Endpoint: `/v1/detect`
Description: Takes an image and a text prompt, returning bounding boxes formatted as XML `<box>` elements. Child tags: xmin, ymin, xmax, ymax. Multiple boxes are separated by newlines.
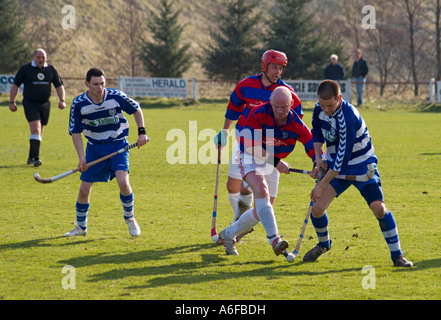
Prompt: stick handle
<box><xmin>211</xmin><ymin>144</ymin><xmax>221</xmax><ymax>240</ymax></box>
<box><xmin>84</xmin><ymin>142</ymin><xmax>138</xmax><ymax>168</ymax></box>
<box><xmin>34</xmin><ymin>142</ymin><xmax>142</xmax><ymax>183</ymax></box>
<box><xmin>289</xmin><ymin>168</ymin><xmax>310</xmax><ymax>174</ymax></box>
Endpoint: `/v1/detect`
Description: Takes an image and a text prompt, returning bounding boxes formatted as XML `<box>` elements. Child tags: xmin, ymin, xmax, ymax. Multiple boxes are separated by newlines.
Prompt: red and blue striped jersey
<box><xmin>240</xmin><ymin>102</ymin><xmax>315</xmax><ymax>163</ymax></box>
<box><xmin>226</xmin><ymin>73</ymin><xmax>303</xmax><ymax>138</ymax></box>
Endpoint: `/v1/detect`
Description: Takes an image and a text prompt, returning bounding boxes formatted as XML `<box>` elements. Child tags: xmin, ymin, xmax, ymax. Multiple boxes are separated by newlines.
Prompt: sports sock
<box><xmin>228</xmin><ymin>192</ymin><xmax>240</xmax><ymax>222</ymax></box>
<box><xmin>378</xmin><ymin>211</ymin><xmax>402</xmax><ymax>260</ymax></box>
<box><xmin>76</xmin><ymin>202</ymin><xmax>89</xmax><ymax>231</ymax></box>
<box><xmin>239</xmin><ymin>192</ymin><xmax>253</xmax><ymax>207</ymax></box>
<box><xmin>121</xmin><ymin>193</ymin><xmax>134</xmax><ymax>220</ymax></box>
<box><xmin>310</xmin><ymin>212</ymin><xmax>331</xmax><ymax>249</ymax></box>
<box><xmin>225</xmin><ymin>208</ymin><xmax>259</xmax><ymax>239</ymax></box>
<box><xmin>29</xmin><ymin>134</ymin><xmax>41</xmax><ymax>160</ymax></box>
<box><xmin>254</xmin><ymin>197</ymin><xmax>279</xmax><ymax>245</ymax></box>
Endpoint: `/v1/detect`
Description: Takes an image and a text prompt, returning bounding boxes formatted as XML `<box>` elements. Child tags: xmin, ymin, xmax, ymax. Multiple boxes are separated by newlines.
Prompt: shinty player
<box><xmin>214</xmin><ymin>50</ymin><xmax>303</xmax><ymax>241</ymax></box>
<box><xmin>304</xmin><ymin>79</ymin><xmax>413</xmax><ymax>267</ymax></box>
<box><xmin>218</xmin><ymin>86</ymin><xmax>317</xmax><ymax>258</ymax></box>
<box><xmin>64</xmin><ymin>68</ymin><xmax>149</xmax><ymax>237</ymax></box>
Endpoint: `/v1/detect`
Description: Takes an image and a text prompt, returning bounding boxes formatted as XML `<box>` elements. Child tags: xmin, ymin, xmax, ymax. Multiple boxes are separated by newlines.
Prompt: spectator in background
<box><xmin>352</xmin><ymin>49</ymin><xmax>369</xmax><ymax>106</ymax></box>
<box><xmin>9</xmin><ymin>48</ymin><xmax>66</xmax><ymax>166</ymax></box>
<box><xmin>324</xmin><ymin>54</ymin><xmax>345</xmax><ymax>81</ymax></box>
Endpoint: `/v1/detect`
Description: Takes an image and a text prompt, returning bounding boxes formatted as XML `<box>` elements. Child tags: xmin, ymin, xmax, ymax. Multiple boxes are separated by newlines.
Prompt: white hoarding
<box><xmin>119</xmin><ymin>77</ymin><xmax>189</xmax><ymax>98</ymax></box>
<box><xmin>284</xmin><ymin>79</ymin><xmax>352</xmax><ymax>102</ymax></box>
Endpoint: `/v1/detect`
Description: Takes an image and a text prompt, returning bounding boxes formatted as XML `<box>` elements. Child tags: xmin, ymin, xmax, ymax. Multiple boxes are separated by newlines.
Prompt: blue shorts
<box><xmin>330</xmin><ymin>164</ymin><xmax>384</xmax><ymax>206</ymax></box>
<box><xmin>80</xmin><ymin>140</ymin><xmax>130</xmax><ymax>183</ymax></box>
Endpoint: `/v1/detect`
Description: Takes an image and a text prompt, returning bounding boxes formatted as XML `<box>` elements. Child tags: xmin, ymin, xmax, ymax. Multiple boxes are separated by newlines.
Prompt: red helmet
<box><xmin>261</xmin><ymin>49</ymin><xmax>288</xmax><ymax>74</ymax></box>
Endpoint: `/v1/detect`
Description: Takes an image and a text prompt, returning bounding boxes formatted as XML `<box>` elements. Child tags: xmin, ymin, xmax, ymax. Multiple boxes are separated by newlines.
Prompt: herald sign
<box><xmin>118</xmin><ymin>77</ymin><xmax>189</xmax><ymax>98</ymax></box>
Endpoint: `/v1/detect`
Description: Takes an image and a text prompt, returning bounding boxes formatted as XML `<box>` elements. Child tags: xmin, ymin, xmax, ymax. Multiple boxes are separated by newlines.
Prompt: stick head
<box><xmin>33</xmin><ymin>173</ymin><xmax>52</xmax><ymax>183</ymax></box>
<box><xmin>367</xmin><ymin>163</ymin><xmax>375</xmax><ymax>180</ymax></box>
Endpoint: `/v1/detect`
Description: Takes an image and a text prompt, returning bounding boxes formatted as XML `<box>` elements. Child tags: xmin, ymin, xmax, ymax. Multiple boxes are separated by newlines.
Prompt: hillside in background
<box><xmin>18</xmin><ymin>0</ymin><xmax>277</xmax><ymax>79</ymax></box>
<box><xmin>11</xmin><ymin>0</ymin><xmax>441</xmax><ymax>102</ymax></box>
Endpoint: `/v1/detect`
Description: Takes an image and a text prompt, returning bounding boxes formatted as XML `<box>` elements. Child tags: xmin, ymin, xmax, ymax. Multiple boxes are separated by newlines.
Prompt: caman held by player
<box><xmin>214</xmin><ymin>49</ymin><xmax>303</xmax><ymax>238</ymax></box>
<box><xmin>304</xmin><ymin>79</ymin><xmax>413</xmax><ymax>267</ymax></box>
<box><xmin>64</xmin><ymin>68</ymin><xmax>149</xmax><ymax>237</ymax></box>
<box><xmin>219</xmin><ymin>86</ymin><xmax>317</xmax><ymax>258</ymax></box>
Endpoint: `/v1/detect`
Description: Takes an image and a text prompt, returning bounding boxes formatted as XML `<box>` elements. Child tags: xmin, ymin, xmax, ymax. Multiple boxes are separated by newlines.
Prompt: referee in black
<box><xmin>9</xmin><ymin>48</ymin><xmax>66</xmax><ymax>166</ymax></box>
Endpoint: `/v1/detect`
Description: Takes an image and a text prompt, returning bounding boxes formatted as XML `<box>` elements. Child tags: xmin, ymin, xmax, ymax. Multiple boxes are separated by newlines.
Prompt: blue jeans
<box><xmin>354</xmin><ymin>77</ymin><xmax>365</xmax><ymax>106</ymax></box>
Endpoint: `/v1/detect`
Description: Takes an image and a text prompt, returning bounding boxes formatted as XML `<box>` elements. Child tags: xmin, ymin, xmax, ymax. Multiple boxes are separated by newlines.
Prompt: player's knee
<box><xmin>118</xmin><ymin>182</ymin><xmax>132</xmax><ymax>196</ymax></box>
<box><xmin>78</xmin><ymin>185</ymin><xmax>91</xmax><ymax>200</ymax></box>
<box><xmin>370</xmin><ymin>200</ymin><xmax>386</xmax><ymax>219</ymax></box>
<box><xmin>226</xmin><ymin>178</ymin><xmax>241</xmax><ymax>193</ymax></box>
<box><xmin>311</xmin><ymin>203</ymin><xmax>326</xmax><ymax>218</ymax></box>
<box><xmin>251</xmin><ymin>185</ymin><xmax>269</xmax><ymax>199</ymax></box>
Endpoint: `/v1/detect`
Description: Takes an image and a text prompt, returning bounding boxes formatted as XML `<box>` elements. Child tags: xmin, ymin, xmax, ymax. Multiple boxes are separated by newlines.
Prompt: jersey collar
<box><xmin>31</xmin><ymin>60</ymin><xmax>48</xmax><ymax>68</ymax></box>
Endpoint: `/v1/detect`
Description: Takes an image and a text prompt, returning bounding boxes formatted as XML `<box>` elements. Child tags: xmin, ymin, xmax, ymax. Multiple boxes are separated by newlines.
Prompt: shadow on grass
<box><xmin>392</xmin><ymin>258</ymin><xmax>441</xmax><ymax>272</ymax></box>
<box><xmin>55</xmin><ymin>242</ymin><xmax>361</xmax><ymax>288</ymax></box>
<box><xmin>418</xmin><ymin>103</ymin><xmax>441</xmax><ymax>113</ymax></box>
<box><xmin>0</xmin><ymin>236</ymin><xmax>94</xmax><ymax>251</ymax></box>
<box><xmin>57</xmin><ymin>243</ymin><xmax>216</xmax><ymax>268</ymax></box>
<box><xmin>115</xmin><ymin>259</ymin><xmax>361</xmax><ymax>290</ymax></box>
<box><xmin>0</xmin><ymin>164</ymin><xmax>29</xmax><ymax>169</ymax></box>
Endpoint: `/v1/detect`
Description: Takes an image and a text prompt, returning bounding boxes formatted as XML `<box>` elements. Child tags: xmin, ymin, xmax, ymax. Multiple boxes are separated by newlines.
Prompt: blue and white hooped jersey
<box><xmin>311</xmin><ymin>99</ymin><xmax>377</xmax><ymax>175</ymax></box>
<box><xmin>69</xmin><ymin>88</ymin><xmax>140</xmax><ymax>145</ymax></box>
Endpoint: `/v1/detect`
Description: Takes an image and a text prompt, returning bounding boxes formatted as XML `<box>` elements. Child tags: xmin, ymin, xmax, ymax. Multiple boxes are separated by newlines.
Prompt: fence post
<box><xmin>430</xmin><ymin>78</ymin><xmax>435</xmax><ymax>104</ymax></box>
<box><xmin>192</xmin><ymin>77</ymin><xmax>198</xmax><ymax>101</ymax></box>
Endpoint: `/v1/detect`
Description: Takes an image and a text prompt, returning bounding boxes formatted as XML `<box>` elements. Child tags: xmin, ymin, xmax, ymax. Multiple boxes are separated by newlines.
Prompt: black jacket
<box><xmin>352</xmin><ymin>58</ymin><xmax>369</xmax><ymax>78</ymax></box>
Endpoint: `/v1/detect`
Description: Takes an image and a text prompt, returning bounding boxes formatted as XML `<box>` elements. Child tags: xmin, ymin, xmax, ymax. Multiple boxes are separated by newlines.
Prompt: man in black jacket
<box><xmin>352</xmin><ymin>49</ymin><xmax>369</xmax><ymax>106</ymax></box>
<box><xmin>324</xmin><ymin>54</ymin><xmax>345</xmax><ymax>81</ymax></box>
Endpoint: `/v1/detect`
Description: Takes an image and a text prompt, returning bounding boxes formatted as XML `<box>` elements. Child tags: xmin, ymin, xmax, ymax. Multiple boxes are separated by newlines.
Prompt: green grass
<box><xmin>0</xmin><ymin>96</ymin><xmax>440</xmax><ymax>301</ymax></box>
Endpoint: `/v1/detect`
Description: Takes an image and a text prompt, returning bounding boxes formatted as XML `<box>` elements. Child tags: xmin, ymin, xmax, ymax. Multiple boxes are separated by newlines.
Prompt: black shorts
<box><xmin>22</xmin><ymin>98</ymin><xmax>51</xmax><ymax>125</ymax></box>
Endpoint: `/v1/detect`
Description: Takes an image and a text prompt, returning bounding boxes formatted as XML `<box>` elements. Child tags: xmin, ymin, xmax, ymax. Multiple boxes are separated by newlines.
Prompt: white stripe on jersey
<box><xmin>348</xmin><ymin>148</ymin><xmax>375</xmax><ymax>165</ymax></box>
<box><xmin>83</xmin><ymin>121</ymin><xmax>129</xmax><ymax>141</ymax></box>
<box><xmin>80</xmin><ymin>99</ymin><xmax>118</xmax><ymax>116</ymax></box>
<box><xmin>352</xmin><ymin>135</ymin><xmax>371</xmax><ymax>152</ymax></box>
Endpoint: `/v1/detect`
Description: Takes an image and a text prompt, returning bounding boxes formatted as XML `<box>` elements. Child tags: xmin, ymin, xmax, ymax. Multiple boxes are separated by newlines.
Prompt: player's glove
<box><xmin>213</xmin><ymin>129</ymin><xmax>228</xmax><ymax>147</ymax></box>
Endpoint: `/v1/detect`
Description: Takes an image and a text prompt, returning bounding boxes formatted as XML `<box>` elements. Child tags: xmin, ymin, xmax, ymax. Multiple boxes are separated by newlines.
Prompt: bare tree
<box><xmin>106</xmin><ymin>0</ymin><xmax>146</xmax><ymax>77</ymax></box>
<box><xmin>428</xmin><ymin>0</ymin><xmax>441</xmax><ymax>80</ymax></box>
<box><xmin>398</xmin><ymin>0</ymin><xmax>424</xmax><ymax>96</ymax></box>
<box><xmin>341</xmin><ymin>0</ymin><xmax>364</xmax><ymax>49</ymax></box>
<box><xmin>364</xmin><ymin>1</ymin><xmax>405</xmax><ymax>96</ymax></box>
<box><xmin>366</xmin><ymin>26</ymin><xmax>402</xmax><ymax>96</ymax></box>
<box><xmin>119</xmin><ymin>1</ymin><xmax>146</xmax><ymax>76</ymax></box>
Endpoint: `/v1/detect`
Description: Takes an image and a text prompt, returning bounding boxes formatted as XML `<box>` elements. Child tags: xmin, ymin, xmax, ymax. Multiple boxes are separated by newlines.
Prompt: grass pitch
<box><xmin>0</xmin><ymin>97</ymin><xmax>440</xmax><ymax>303</ymax></box>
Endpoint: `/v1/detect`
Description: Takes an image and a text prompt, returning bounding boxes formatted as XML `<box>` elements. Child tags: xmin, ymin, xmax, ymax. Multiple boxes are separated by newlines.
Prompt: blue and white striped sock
<box><xmin>120</xmin><ymin>193</ymin><xmax>134</xmax><ymax>220</ymax></box>
<box><xmin>311</xmin><ymin>212</ymin><xmax>331</xmax><ymax>249</ymax></box>
<box><xmin>378</xmin><ymin>211</ymin><xmax>402</xmax><ymax>261</ymax></box>
<box><xmin>76</xmin><ymin>202</ymin><xmax>89</xmax><ymax>231</ymax></box>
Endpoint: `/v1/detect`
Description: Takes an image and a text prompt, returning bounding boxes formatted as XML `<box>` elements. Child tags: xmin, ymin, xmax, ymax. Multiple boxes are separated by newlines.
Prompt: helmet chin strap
<box><xmin>263</xmin><ymin>72</ymin><xmax>277</xmax><ymax>85</ymax></box>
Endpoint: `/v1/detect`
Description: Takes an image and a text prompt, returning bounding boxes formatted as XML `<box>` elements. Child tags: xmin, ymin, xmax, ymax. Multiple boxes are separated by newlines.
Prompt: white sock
<box><xmin>229</xmin><ymin>192</ymin><xmax>240</xmax><ymax>222</ymax></box>
<box><xmin>225</xmin><ymin>208</ymin><xmax>259</xmax><ymax>239</ymax></box>
<box><xmin>239</xmin><ymin>193</ymin><xmax>253</xmax><ymax>206</ymax></box>
<box><xmin>254</xmin><ymin>197</ymin><xmax>278</xmax><ymax>245</ymax></box>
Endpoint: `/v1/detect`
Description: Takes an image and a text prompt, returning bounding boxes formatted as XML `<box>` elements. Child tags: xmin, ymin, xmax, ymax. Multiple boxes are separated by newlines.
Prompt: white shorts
<box><xmin>227</xmin><ymin>142</ymin><xmax>242</xmax><ymax>180</ymax></box>
<box><xmin>239</xmin><ymin>151</ymin><xmax>280</xmax><ymax>198</ymax></box>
